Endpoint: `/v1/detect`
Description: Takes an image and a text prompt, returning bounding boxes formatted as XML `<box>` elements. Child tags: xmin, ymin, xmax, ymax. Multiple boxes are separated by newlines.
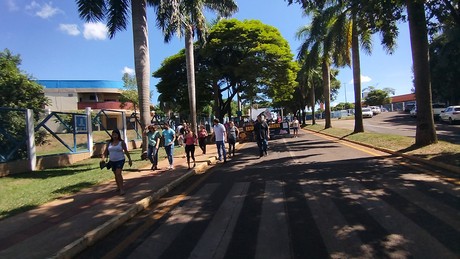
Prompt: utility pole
<box><xmin>344</xmin><ymin>83</ymin><xmax>347</xmax><ymax>104</ymax></box>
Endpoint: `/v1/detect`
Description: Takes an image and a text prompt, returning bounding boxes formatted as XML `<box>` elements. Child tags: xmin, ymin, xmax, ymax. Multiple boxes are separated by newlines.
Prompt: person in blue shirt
<box><xmin>144</xmin><ymin>124</ymin><xmax>161</xmax><ymax>170</ymax></box>
<box><xmin>162</xmin><ymin>122</ymin><xmax>176</xmax><ymax>170</ymax></box>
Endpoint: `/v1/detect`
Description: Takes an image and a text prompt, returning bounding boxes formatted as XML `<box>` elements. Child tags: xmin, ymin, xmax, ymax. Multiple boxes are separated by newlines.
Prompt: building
<box><xmin>37</xmin><ymin>80</ymin><xmax>135</xmax><ymax>111</ymax></box>
<box><xmin>387</xmin><ymin>93</ymin><xmax>416</xmax><ymax>112</ymax></box>
<box><xmin>37</xmin><ymin>80</ymin><xmax>137</xmax><ymax>130</ymax></box>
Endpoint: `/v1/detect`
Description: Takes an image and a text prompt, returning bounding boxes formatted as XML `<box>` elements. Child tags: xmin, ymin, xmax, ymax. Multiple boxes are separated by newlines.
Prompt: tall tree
<box><xmin>154</xmin><ymin>0</ymin><xmax>238</xmax><ymax>132</ymax></box>
<box><xmin>296</xmin><ymin>5</ymin><xmax>350</xmax><ymax>129</ymax></box>
<box><xmin>76</xmin><ymin>0</ymin><xmax>152</xmax><ymax>152</ymax></box>
<box><xmin>407</xmin><ymin>0</ymin><xmax>437</xmax><ymax>145</ymax></box>
<box><xmin>292</xmin><ymin>0</ymin><xmax>401</xmax><ymax>133</ymax></box>
<box><xmin>202</xmin><ymin>19</ymin><xmax>299</xmax><ymax>121</ymax></box>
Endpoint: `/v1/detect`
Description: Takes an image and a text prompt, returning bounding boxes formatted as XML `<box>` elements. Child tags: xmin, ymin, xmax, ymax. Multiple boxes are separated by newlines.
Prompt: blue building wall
<box><xmin>37</xmin><ymin>80</ymin><xmax>124</xmax><ymax>89</ymax></box>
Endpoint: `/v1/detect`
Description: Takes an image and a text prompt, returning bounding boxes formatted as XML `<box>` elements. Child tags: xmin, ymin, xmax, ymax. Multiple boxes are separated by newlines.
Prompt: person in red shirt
<box><xmin>198</xmin><ymin>125</ymin><xmax>208</xmax><ymax>154</ymax></box>
<box><xmin>184</xmin><ymin>127</ymin><xmax>198</xmax><ymax>169</ymax></box>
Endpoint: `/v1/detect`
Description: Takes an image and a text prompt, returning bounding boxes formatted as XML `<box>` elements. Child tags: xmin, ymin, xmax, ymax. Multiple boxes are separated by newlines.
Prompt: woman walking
<box><xmin>101</xmin><ymin>129</ymin><xmax>132</xmax><ymax>195</ymax></box>
<box><xmin>198</xmin><ymin>125</ymin><xmax>208</xmax><ymax>154</ymax></box>
<box><xmin>227</xmin><ymin>121</ymin><xmax>239</xmax><ymax>157</ymax></box>
<box><xmin>184</xmin><ymin>127</ymin><xmax>198</xmax><ymax>169</ymax></box>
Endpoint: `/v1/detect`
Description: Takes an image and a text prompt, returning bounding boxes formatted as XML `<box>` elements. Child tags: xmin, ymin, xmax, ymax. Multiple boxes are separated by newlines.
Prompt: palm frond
<box><xmin>76</xmin><ymin>0</ymin><xmax>106</xmax><ymax>22</ymax></box>
<box><xmin>107</xmin><ymin>0</ymin><xmax>130</xmax><ymax>38</ymax></box>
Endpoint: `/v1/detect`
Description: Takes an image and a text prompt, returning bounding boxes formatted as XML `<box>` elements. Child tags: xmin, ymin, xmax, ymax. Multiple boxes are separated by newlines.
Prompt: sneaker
<box><xmin>170</xmin><ymin>165</ymin><xmax>174</xmax><ymax>170</ymax></box>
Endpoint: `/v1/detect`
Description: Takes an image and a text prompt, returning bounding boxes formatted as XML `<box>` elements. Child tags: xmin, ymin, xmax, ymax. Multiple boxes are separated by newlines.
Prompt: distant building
<box><xmin>37</xmin><ymin>80</ymin><xmax>137</xmax><ymax>130</ymax></box>
<box><xmin>388</xmin><ymin>93</ymin><xmax>416</xmax><ymax>112</ymax></box>
<box><xmin>37</xmin><ymin>80</ymin><xmax>135</xmax><ymax>111</ymax></box>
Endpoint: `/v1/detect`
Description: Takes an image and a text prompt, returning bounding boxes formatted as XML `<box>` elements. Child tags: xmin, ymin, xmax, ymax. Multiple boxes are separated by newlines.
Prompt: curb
<box><xmin>304</xmin><ymin>128</ymin><xmax>460</xmax><ymax>175</ymax></box>
<box><xmin>52</xmin><ymin>159</ymin><xmax>214</xmax><ymax>259</ymax></box>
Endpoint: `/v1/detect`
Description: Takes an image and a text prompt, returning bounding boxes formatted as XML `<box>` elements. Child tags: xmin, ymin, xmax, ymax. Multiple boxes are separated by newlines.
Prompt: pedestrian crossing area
<box><xmin>101</xmin><ymin>176</ymin><xmax>459</xmax><ymax>259</ymax></box>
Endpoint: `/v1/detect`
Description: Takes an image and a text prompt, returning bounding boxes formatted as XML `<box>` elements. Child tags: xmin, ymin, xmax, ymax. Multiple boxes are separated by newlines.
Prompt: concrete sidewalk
<box><xmin>0</xmin><ymin>143</ymin><xmax>231</xmax><ymax>259</ymax></box>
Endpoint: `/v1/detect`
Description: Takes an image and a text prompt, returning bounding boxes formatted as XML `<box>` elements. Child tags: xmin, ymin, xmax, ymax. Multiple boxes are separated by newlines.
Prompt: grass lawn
<box><xmin>305</xmin><ymin>124</ymin><xmax>460</xmax><ymax>168</ymax></box>
<box><xmin>0</xmin><ymin>138</ymin><xmax>186</xmax><ymax>220</ymax></box>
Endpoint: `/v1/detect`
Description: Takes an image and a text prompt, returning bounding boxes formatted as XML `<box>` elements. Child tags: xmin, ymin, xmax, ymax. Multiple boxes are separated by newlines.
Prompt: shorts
<box><xmin>110</xmin><ymin>159</ymin><xmax>125</xmax><ymax>172</ymax></box>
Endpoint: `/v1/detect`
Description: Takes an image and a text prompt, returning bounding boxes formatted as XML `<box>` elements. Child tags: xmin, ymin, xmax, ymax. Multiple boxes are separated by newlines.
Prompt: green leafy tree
<box><xmin>120</xmin><ymin>72</ymin><xmax>139</xmax><ymax>111</ymax></box>
<box><xmin>202</xmin><ymin>19</ymin><xmax>299</xmax><ymax>121</ymax></box>
<box><xmin>364</xmin><ymin>89</ymin><xmax>391</xmax><ymax>106</ymax></box>
<box><xmin>153</xmin><ymin>50</ymin><xmax>214</xmax><ymax>119</ymax></box>
<box><xmin>0</xmin><ymin>49</ymin><xmax>50</xmax><ymax>116</ymax></box>
<box><xmin>76</xmin><ymin>0</ymin><xmax>153</xmax><ymax>152</ymax></box>
<box><xmin>0</xmin><ymin>49</ymin><xmax>50</xmax><ymax>159</ymax></box>
<box><xmin>430</xmin><ymin>24</ymin><xmax>460</xmax><ymax>105</ymax></box>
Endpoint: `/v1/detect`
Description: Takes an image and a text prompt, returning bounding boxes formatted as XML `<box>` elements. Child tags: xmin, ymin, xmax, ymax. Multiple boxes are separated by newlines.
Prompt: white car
<box><xmin>410</xmin><ymin>107</ymin><xmax>417</xmax><ymax>117</ymax></box>
<box><xmin>362</xmin><ymin>108</ymin><xmax>373</xmax><ymax>118</ymax></box>
<box><xmin>370</xmin><ymin>106</ymin><xmax>381</xmax><ymax>115</ymax></box>
<box><xmin>432</xmin><ymin>103</ymin><xmax>446</xmax><ymax>120</ymax></box>
<box><xmin>440</xmin><ymin>105</ymin><xmax>460</xmax><ymax>124</ymax></box>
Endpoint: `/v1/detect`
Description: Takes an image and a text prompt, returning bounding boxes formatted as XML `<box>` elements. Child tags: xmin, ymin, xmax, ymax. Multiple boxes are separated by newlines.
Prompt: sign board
<box><xmin>240</xmin><ymin>122</ymin><xmax>290</xmax><ymax>142</ymax></box>
<box><xmin>75</xmin><ymin>115</ymin><xmax>88</xmax><ymax>133</ymax></box>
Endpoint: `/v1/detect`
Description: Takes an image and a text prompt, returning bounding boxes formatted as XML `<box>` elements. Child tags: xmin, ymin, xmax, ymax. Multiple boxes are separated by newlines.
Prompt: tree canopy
<box><xmin>154</xmin><ymin>19</ymin><xmax>299</xmax><ymax>121</ymax></box>
<box><xmin>0</xmin><ymin>49</ymin><xmax>49</xmax><ymax>117</ymax></box>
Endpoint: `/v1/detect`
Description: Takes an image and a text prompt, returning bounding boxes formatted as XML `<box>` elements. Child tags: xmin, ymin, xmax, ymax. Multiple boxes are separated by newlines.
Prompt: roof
<box><xmin>36</xmin><ymin>80</ymin><xmax>124</xmax><ymax>89</ymax></box>
<box><xmin>390</xmin><ymin>93</ymin><xmax>416</xmax><ymax>103</ymax></box>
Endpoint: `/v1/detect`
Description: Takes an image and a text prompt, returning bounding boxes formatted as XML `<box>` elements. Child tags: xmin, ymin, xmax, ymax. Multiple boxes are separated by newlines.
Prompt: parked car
<box><xmin>370</xmin><ymin>106</ymin><xmax>381</xmax><ymax>115</ymax></box>
<box><xmin>432</xmin><ymin>103</ymin><xmax>446</xmax><ymax>120</ymax></box>
<box><xmin>362</xmin><ymin>107</ymin><xmax>373</xmax><ymax>118</ymax></box>
<box><xmin>410</xmin><ymin>107</ymin><xmax>417</xmax><ymax>117</ymax></box>
<box><xmin>440</xmin><ymin>105</ymin><xmax>460</xmax><ymax>124</ymax></box>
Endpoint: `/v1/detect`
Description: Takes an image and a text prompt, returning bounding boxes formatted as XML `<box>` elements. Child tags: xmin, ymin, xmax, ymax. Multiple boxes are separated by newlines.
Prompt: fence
<box><xmin>0</xmin><ymin>107</ymin><xmax>142</xmax><ymax>177</ymax></box>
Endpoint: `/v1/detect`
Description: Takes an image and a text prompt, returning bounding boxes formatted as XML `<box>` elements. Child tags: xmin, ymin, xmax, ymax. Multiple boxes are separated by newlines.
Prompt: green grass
<box><xmin>0</xmin><ymin>147</ymin><xmax>185</xmax><ymax>220</ymax></box>
<box><xmin>305</xmin><ymin>124</ymin><xmax>460</xmax><ymax>168</ymax></box>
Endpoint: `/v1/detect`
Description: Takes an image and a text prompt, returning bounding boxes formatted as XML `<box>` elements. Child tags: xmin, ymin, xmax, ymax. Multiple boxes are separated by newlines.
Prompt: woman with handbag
<box><xmin>101</xmin><ymin>129</ymin><xmax>132</xmax><ymax>195</ymax></box>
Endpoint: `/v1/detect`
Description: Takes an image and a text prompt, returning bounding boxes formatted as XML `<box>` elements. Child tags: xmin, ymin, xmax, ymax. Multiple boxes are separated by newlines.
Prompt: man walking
<box><xmin>212</xmin><ymin>118</ymin><xmax>227</xmax><ymax>162</ymax></box>
<box><xmin>254</xmin><ymin>114</ymin><xmax>270</xmax><ymax>157</ymax></box>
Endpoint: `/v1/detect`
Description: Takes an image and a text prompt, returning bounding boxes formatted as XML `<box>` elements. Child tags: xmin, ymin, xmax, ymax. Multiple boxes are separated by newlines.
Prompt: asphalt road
<box><xmin>77</xmin><ymin>131</ymin><xmax>460</xmax><ymax>258</ymax></box>
<box><xmin>320</xmin><ymin>111</ymin><xmax>460</xmax><ymax>144</ymax></box>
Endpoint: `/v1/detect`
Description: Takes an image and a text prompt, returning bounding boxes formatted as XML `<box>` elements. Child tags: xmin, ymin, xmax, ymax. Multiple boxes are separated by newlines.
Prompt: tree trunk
<box><xmin>322</xmin><ymin>59</ymin><xmax>331</xmax><ymax>129</ymax></box>
<box><xmin>351</xmin><ymin>17</ymin><xmax>364</xmax><ymax>133</ymax></box>
<box><xmin>131</xmin><ymin>0</ymin><xmax>150</xmax><ymax>152</ymax></box>
<box><xmin>311</xmin><ymin>82</ymin><xmax>316</xmax><ymax>125</ymax></box>
<box><xmin>212</xmin><ymin>80</ymin><xmax>221</xmax><ymax>120</ymax></box>
<box><xmin>185</xmin><ymin>26</ymin><xmax>197</xmax><ymax>133</ymax></box>
<box><xmin>406</xmin><ymin>0</ymin><xmax>437</xmax><ymax>146</ymax></box>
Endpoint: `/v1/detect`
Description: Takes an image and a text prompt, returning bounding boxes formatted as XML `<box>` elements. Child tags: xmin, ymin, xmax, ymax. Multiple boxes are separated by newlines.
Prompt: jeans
<box><xmin>215</xmin><ymin>140</ymin><xmax>227</xmax><ymax>161</ymax></box>
<box><xmin>257</xmin><ymin>139</ymin><xmax>268</xmax><ymax>156</ymax></box>
<box><xmin>228</xmin><ymin>138</ymin><xmax>236</xmax><ymax>155</ymax></box>
<box><xmin>164</xmin><ymin>144</ymin><xmax>174</xmax><ymax>165</ymax></box>
<box><xmin>147</xmin><ymin>145</ymin><xmax>158</xmax><ymax>166</ymax></box>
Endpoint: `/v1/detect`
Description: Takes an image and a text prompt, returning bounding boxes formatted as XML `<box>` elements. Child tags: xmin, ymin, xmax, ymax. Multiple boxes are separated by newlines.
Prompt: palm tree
<box><xmin>406</xmin><ymin>0</ymin><xmax>437</xmax><ymax>145</ymax></box>
<box><xmin>299</xmin><ymin>1</ymin><xmax>401</xmax><ymax>133</ymax></box>
<box><xmin>76</xmin><ymin>0</ymin><xmax>152</xmax><ymax>152</ymax></box>
<box><xmin>296</xmin><ymin>6</ymin><xmax>350</xmax><ymax>129</ymax></box>
<box><xmin>154</xmin><ymin>0</ymin><xmax>238</xmax><ymax>132</ymax></box>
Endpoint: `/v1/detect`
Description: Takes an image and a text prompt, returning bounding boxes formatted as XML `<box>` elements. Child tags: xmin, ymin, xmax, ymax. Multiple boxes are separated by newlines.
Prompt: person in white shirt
<box><xmin>292</xmin><ymin>117</ymin><xmax>300</xmax><ymax>138</ymax></box>
<box><xmin>212</xmin><ymin>118</ymin><xmax>227</xmax><ymax>162</ymax></box>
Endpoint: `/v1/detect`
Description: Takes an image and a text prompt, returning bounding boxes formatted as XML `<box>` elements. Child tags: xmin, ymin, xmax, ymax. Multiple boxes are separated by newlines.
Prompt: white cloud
<box><xmin>6</xmin><ymin>0</ymin><xmax>19</xmax><ymax>11</ymax></box>
<box><xmin>59</xmin><ymin>24</ymin><xmax>80</xmax><ymax>36</ymax></box>
<box><xmin>122</xmin><ymin>67</ymin><xmax>135</xmax><ymax>75</ymax></box>
<box><xmin>348</xmin><ymin>75</ymin><xmax>372</xmax><ymax>84</ymax></box>
<box><xmin>83</xmin><ymin>22</ymin><xmax>108</xmax><ymax>40</ymax></box>
<box><xmin>26</xmin><ymin>1</ymin><xmax>62</xmax><ymax>19</ymax></box>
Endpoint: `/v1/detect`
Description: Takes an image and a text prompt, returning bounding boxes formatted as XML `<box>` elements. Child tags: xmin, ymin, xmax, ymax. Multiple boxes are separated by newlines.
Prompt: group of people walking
<box><xmin>99</xmin><ymin>113</ymin><xmax>282</xmax><ymax>196</ymax></box>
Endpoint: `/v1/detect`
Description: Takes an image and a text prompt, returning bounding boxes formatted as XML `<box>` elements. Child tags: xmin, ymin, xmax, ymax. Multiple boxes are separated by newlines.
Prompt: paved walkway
<box><xmin>0</xmin><ymin>143</ymin><xmax>234</xmax><ymax>259</ymax></box>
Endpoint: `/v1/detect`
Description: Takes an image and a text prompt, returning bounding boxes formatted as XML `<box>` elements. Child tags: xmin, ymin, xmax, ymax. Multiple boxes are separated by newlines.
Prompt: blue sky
<box><xmin>1</xmin><ymin>0</ymin><xmax>414</xmax><ymax>106</ymax></box>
